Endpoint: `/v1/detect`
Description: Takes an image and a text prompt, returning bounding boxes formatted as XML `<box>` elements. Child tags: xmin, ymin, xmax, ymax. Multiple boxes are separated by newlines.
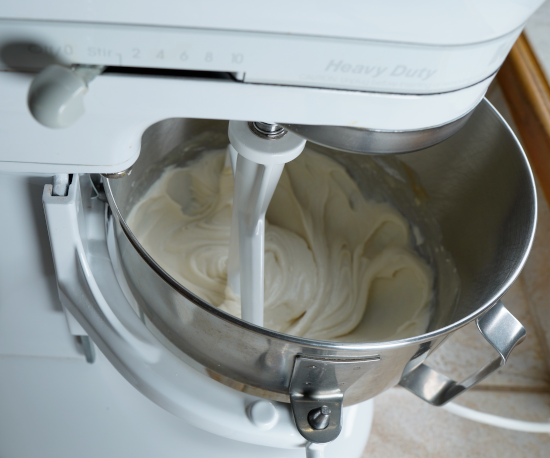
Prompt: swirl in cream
<box><xmin>127</xmin><ymin>148</ymin><xmax>432</xmax><ymax>342</ymax></box>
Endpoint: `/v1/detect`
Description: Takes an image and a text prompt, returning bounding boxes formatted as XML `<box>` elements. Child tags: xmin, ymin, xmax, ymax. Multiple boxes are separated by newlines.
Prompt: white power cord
<box><xmin>443</xmin><ymin>402</ymin><xmax>550</xmax><ymax>433</ymax></box>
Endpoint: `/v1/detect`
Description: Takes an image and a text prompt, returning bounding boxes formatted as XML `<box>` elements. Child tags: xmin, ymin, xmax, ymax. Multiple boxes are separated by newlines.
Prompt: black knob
<box><xmin>308</xmin><ymin>405</ymin><xmax>331</xmax><ymax>430</ymax></box>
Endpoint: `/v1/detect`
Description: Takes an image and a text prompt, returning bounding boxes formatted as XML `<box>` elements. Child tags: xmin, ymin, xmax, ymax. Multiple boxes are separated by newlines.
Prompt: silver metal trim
<box><xmin>248</xmin><ymin>121</ymin><xmax>287</xmax><ymax>140</ymax></box>
<box><xmin>280</xmin><ymin>109</ymin><xmax>474</xmax><ymax>154</ymax></box>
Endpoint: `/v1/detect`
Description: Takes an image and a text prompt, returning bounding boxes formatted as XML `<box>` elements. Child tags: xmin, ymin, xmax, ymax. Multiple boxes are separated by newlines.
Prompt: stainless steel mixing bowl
<box><xmin>104</xmin><ymin>99</ymin><xmax>536</xmax><ymax>443</ymax></box>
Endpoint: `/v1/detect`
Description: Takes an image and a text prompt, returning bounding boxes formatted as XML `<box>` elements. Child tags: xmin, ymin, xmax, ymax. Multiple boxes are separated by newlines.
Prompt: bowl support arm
<box><xmin>289</xmin><ymin>355</ymin><xmax>379</xmax><ymax>443</ymax></box>
<box><xmin>399</xmin><ymin>301</ymin><xmax>526</xmax><ymax>406</ymax></box>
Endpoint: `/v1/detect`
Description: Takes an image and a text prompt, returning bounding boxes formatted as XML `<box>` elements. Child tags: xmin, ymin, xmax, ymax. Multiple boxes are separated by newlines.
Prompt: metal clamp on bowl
<box><xmin>289</xmin><ymin>355</ymin><xmax>380</xmax><ymax>443</ymax></box>
<box><xmin>399</xmin><ymin>301</ymin><xmax>526</xmax><ymax>406</ymax></box>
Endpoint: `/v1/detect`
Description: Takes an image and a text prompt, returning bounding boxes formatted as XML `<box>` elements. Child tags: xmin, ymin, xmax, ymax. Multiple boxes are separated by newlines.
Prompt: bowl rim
<box><xmin>103</xmin><ymin>98</ymin><xmax>537</xmax><ymax>352</ymax></box>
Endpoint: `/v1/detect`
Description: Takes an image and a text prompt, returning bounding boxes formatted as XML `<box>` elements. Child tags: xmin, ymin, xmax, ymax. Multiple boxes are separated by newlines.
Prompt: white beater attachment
<box><xmin>227</xmin><ymin>121</ymin><xmax>306</xmax><ymax>326</ymax></box>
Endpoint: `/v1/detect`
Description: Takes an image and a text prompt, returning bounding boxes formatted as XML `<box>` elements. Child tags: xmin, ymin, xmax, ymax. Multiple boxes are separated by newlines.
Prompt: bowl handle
<box><xmin>398</xmin><ymin>301</ymin><xmax>526</xmax><ymax>406</ymax></box>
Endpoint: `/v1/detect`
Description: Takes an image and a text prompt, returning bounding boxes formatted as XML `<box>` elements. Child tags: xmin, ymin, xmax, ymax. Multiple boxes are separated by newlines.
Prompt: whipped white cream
<box><xmin>127</xmin><ymin>148</ymin><xmax>433</xmax><ymax>342</ymax></box>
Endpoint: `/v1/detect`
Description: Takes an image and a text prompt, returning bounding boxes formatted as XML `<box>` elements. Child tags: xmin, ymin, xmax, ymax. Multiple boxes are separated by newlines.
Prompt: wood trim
<box><xmin>497</xmin><ymin>33</ymin><xmax>550</xmax><ymax>205</ymax></box>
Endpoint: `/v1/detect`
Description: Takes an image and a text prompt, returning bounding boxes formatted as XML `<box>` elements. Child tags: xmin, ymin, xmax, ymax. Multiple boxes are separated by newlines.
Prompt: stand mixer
<box><xmin>0</xmin><ymin>2</ymin><xmax>544</xmax><ymax>457</ymax></box>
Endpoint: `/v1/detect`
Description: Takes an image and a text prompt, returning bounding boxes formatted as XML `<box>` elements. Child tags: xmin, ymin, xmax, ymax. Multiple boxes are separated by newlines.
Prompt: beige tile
<box><xmin>426</xmin><ymin>279</ymin><xmax>550</xmax><ymax>391</ymax></box>
<box><xmin>521</xmin><ymin>180</ymin><xmax>550</xmax><ymax>369</ymax></box>
<box><xmin>363</xmin><ymin>388</ymin><xmax>550</xmax><ymax>458</ymax></box>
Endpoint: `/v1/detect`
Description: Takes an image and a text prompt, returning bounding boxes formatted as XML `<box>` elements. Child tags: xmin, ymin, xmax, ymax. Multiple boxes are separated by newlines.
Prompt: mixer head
<box><xmin>27</xmin><ymin>62</ymin><xmax>473</xmax><ymax>155</ymax></box>
<box><xmin>26</xmin><ymin>62</ymin><xmax>472</xmax><ymax>156</ymax></box>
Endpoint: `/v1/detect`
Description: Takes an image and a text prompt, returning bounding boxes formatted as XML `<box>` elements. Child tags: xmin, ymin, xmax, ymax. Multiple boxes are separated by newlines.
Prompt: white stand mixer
<box><xmin>0</xmin><ymin>1</ymin><xmax>544</xmax><ymax>457</ymax></box>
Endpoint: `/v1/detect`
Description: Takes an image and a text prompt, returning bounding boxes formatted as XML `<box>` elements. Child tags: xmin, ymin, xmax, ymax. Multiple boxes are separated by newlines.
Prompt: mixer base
<box><xmin>0</xmin><ymin>350</ymin><xmax>373</xmax><ymax>458</ymax></box>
